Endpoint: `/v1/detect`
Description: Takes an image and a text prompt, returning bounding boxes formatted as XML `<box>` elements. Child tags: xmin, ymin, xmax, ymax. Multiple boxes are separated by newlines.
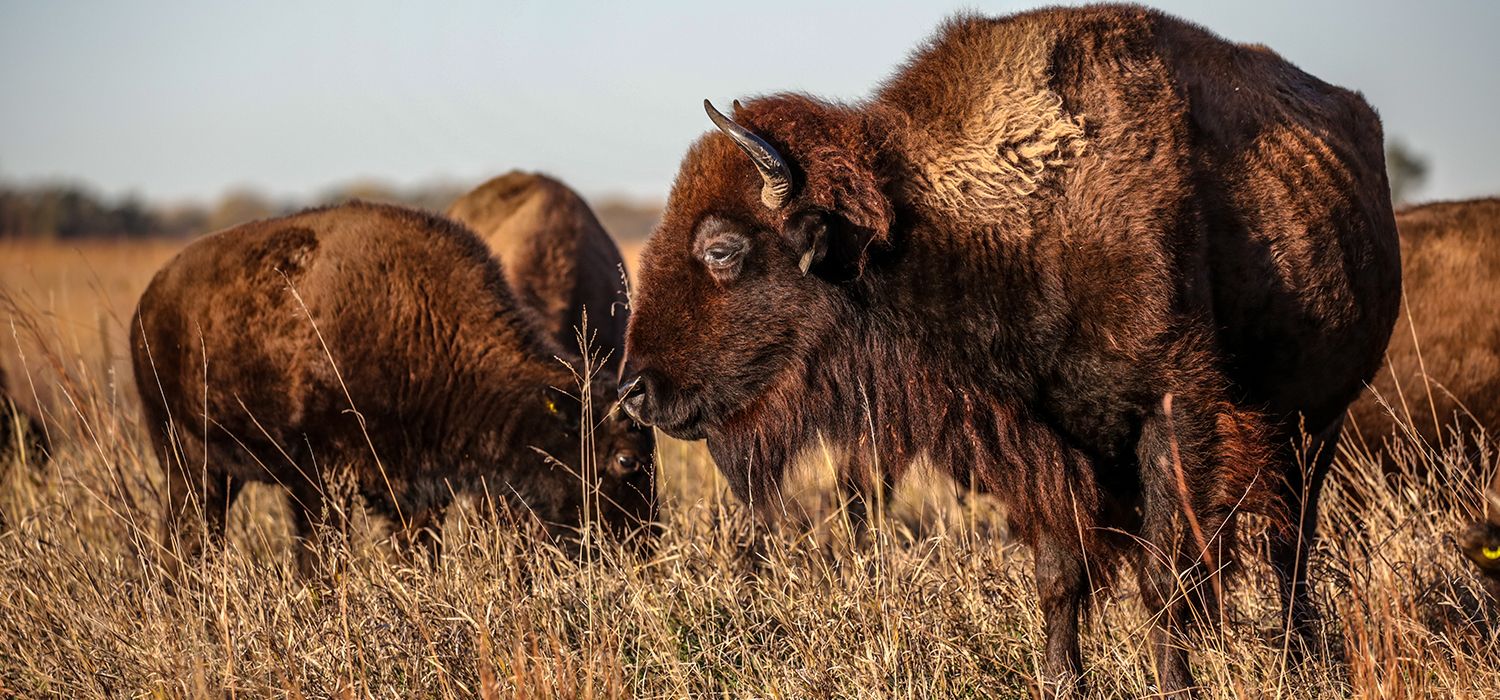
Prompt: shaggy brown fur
<box><xmin>131</xmin><ymin>202</ymin><xmax>655</xmax><ymax>573</ymax></box>
<box><xmin>1345</xmin><ymin>198</ymin><xmax>1500</xmax><ymax>461</ymax></box>
<box><xmin>623</xmin><ymin>6</ymin><xmax>1399</xmax><ymax>695</ymax></box>
<box><xmin>447</xmin><ymin>172</ymin><xmax>633</xmax><ymax>375</ymax></box>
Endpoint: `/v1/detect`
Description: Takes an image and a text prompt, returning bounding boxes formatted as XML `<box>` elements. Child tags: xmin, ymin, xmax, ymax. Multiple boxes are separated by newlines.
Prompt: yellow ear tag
<box><xmin>545</xmin><ymin>398</ymin><xmax>559</xmax><ymax>415</ymax></box>
<box><xmin>1483</xmin><ymin>546</ymin><xmax>1500</xmax><ymax>560</ymax></box>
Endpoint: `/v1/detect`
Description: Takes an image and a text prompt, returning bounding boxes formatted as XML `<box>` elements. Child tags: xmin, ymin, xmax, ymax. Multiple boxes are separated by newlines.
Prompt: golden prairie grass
<box><xmin>1</xmin><ymin>239</ymin><xmax>1499</xmax><ymax>698</ymax></box>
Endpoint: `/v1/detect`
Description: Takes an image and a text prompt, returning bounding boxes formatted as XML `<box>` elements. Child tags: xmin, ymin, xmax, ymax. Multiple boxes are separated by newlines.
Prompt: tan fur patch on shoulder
<box><xmin>911</xmin><ymin>86</ymin><xmax>1086</xmax><ymax>222</ymax></box>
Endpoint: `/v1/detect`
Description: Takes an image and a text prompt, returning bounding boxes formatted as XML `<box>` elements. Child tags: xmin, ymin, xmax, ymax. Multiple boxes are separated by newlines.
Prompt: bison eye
<box><xmin>702</xmin><ymin>243</ymin><xmax>744</xmax><ymax>269</ymax></box>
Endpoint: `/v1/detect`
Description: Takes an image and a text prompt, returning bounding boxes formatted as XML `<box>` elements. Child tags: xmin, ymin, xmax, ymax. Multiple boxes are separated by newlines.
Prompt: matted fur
<box><xmin>894</xmin><ymin>16</ymin><xmax>1089</xmax><ymax>223</ymax></box>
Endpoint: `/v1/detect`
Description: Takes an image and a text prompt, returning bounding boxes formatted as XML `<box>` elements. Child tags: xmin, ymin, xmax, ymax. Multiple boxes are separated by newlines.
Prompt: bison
<box><xmin>447</xmin><ymin>172</ymin><xmax>653</xmax><ymax>478</ymax></box>
<box><xmin>1345</xmin><ymin>198</ymin><xmax>1500</xmax><ymax>461</ymax></box>
<box><xmin>131</xmin><ymin>202</ymin><xmax>655</xmax><ymax>573</ymax></box>
<box><xmin>621</xmin><ymin>5</ymin><xmax>1400</xmax><ymax>694</ymax></box>
<box><xmin>447</xmin><ymin>172</ymin><xmax>634</xmax><ymax>376</ymax></box>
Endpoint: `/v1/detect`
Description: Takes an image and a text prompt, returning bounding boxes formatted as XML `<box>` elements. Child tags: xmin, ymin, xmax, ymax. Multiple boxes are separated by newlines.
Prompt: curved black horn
<box><xmin>704</xmin><ymin>99</ymin><xmax>794</xmax><ymax>209</ymax></box>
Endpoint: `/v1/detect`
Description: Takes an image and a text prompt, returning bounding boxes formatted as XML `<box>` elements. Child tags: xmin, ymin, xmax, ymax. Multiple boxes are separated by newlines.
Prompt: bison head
<box><xmin>508</xmin><ymin>380</ymin><xmax>657</xmax><ymax>547</ymax></box>
<box><xmin>621</xmin><ymin>96</ymin><xmax>894</xmax><ymax>441</ymax></box>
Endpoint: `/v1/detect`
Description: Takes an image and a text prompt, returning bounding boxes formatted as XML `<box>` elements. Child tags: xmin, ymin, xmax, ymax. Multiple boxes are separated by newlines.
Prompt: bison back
<box><xmin>130</xmin><ymin>202</ymin><xmax>536</xmax><ymax>481</ymax></box>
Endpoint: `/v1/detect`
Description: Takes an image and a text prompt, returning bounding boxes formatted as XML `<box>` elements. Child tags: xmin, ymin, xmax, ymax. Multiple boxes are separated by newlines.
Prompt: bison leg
<box><xmin>161</xmin><ymin>457</ymin><xmax>243</xmax><ymax>576</ymax></box>
<box><xmin>837</xmin><ymin>452</ymin><xmax>893</xmax><ymax>542</ymax></box>
<box><xmin>1034</xmin><ymin>533</ymin><xmax>1087</xmax><ymax>696</ymax></box>
<box><xmin>287</xmin><ymin>477</ymin><xmax>352</xmax><ymax>576</ymax></box>
<box><xmin>1135</xmin><ymin>398</ymin><xmax>1227</xmax><ymax>697</ymax></box>
<box><xmin>1269</xmin><ymin>417</ymin><xmax>1341</xmax><ymax>657</ymax></box>
<box><xmin>398</xmin><ymin>504</ymin><xmax>447</xmax><ymax>567</ymax></box>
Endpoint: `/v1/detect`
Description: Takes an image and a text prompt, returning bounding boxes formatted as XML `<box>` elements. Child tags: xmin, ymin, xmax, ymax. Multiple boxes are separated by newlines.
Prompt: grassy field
<box><xmin>2</xmin><ymin>238</ymin><xmax>1498</xmax><ymax>698</ymax></box>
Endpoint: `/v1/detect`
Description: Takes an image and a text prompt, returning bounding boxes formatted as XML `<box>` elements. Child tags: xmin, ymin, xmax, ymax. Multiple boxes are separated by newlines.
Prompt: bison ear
<box><xmin>783</xmin><ymin>207</ymin><xmax>886</xmax><ymax>280</ymax></box>
<box><xmin>784</xmin><ymin>210</ymin><xmax>829</xmax><ymax>276</ymax></box>
<box><xmin>787</xmin><ymin>150</ymin><xmax>892</xmax><ymax>278</ymax></box>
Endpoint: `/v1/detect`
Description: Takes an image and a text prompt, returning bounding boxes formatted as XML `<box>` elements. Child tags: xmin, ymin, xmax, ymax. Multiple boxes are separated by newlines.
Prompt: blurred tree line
<box><xmin>0</xmin><ymin>177</ymin><xmax>664</xmax><ymax>242</ymax></box>
<box><xmin>0</xmin><ymin>179</ymin><xmax>471</xmax><ymax>240</ymax></box>
<box><xmin>0</xmin><ymin>140</ymin><xmax>1428</xmax><ymax>240</ymax></box>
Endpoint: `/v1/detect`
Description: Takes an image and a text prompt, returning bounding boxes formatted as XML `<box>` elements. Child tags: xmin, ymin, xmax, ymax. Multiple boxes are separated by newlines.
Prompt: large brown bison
<box><xmin>621</xmin><ymin>5</ymin><xmax>1400</xmax><ymax>694</ymax></box>
<box><xmin>447</xmin><ymin>172</ymin><xmax>633</xmax><ymax>375</ymax></box>
<box><xmin>446</xmin><ymin>172</ymin><xmax>653</xmax><ymax>477</ymax></box>
<box><xmin>131</xmin><ymin>202</ymin><xmax>655</xmax><ymax>573</ymax></box>
<box><xmin>1345</xmin><ymin>198</ymin><xmax>1500</xmax><ymax>460</ymax></box>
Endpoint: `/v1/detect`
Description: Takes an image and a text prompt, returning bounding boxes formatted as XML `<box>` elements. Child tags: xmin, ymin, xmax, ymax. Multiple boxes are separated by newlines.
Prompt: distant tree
<box><xmin>1387</xmin><ymin>140</ymin><xmax>1429</xmax><ymax>207</ymax></box>
<box><xmin>320</xmin><ymin>179</ymin><xmax>401</xmax><ymax>207</ymax></box>
<box><xmin>154</xmin><ymin>203</ymin><xmax>210</xmax><ymax>238</ymax></box>
<box><xmin>0</xmin><ymin>183</ymin><xmax>158</xmax><ymax>239</ymax></box>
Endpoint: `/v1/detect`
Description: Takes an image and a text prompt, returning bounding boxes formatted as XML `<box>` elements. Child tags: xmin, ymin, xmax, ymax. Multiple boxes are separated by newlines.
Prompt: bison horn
<box><xmin>704</xmin><ymin>99</ymin><xmax>794</xmax><ymax>210</ymax></box>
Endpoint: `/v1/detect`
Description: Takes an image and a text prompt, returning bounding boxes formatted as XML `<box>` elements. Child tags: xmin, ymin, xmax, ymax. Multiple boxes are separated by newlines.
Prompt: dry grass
<box><xmin>2</xmin><ymin>239</ymin><xmax>1499</xmax><ymax>698</ymax></box>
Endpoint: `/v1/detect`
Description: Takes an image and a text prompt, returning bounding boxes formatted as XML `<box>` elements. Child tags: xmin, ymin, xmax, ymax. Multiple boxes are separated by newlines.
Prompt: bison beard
<box><xmin>624</xmin><ymin>5</ymin><xmax>1400</xmax><ymax>696</ymax></box>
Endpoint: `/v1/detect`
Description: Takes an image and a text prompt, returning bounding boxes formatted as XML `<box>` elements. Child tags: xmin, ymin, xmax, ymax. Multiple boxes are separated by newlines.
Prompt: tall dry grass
<box><xmin>1</xmin><ymin>239</ymin><xmax>1498</xmax><ymax>698</ymax></box>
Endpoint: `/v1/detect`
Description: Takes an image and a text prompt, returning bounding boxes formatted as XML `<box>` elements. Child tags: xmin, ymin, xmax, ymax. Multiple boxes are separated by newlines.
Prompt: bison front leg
<box><xmin>390</xmin><ymin>500</ymin><xmax>447</xmax><ymax>566</ymax></box>
<box><xmin>287</xmin><ymin>477</ymin><xmax>352</xmax><ymax>577</ymax></box>
<box><xmin>837</xmin><ymin>450</ymin><xmax>894</xmax><ymax>544</ymax></box>
<box><xmin>1034</xmin><ymin>533</ymin><xmax>1087</xmax><ymax>697</ymax></box>
<box><xmin>161</xmin><ymin>458</ymin><xmax>243</xmax><ymax>578</ymax></box>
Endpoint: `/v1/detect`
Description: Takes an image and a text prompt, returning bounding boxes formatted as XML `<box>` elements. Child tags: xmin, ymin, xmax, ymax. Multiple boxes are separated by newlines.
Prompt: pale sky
<box><xmin>1</xmin><ymin>0</ymin><xmax>1495</xmax><ymax>204</ymax></box>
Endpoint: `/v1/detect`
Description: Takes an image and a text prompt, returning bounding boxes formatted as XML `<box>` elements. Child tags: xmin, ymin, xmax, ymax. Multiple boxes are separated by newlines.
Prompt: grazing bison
<box><xmin>1346</xmin><ymin>198</ymin><xmax>1500</xmax><ymax>461</ymax></box>
<box><xmin>622</xmin><ymin>5</ymin><xmax>1399</xmax><ymax>694</ymax></box>
<box><xmin>131</xmin><ymin>202</ymin><xmax>655</xmax><ymax>572</ymax></box>
<box><xmin>447</xmin><ymin>171</ymin><xmax>655</xmax><ymax>504</ymax></box>
<box><xmin>447</xmin><ymin>172</ymin><xmax>633</xmax><ymax>375</ymax></box>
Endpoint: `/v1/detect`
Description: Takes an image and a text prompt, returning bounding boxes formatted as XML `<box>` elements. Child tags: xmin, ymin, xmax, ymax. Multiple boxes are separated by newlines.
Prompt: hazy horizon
<box><xmin>3</xmin><ymin>0</ymin><xmax>1496</xmax><ymax>204</ymax></box>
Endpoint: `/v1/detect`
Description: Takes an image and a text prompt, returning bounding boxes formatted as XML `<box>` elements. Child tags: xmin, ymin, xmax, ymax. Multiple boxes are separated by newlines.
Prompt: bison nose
<box><xmin>619</xmin><ymin>374</ymin><xmax>650</xmax><ymax>425</ymax></box>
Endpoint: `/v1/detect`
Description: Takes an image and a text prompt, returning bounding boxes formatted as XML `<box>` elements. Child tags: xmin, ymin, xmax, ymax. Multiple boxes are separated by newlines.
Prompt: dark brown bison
<box><xmin>447</xmin><ymin>172</ymin><xmax>632</xmax><ymax>375</ymax></box>
<box><xmin>1345</xmin><ymin>198</ymin><xmax>1500</xmax><ymax>461</ymax></box>
<box><xmin>131</xmin><ymin>202</ymin><xmax>655</xmax><ymax>573</ymax></box>
<box><xmin>621</xmin><ymin>6</ymin><xmax>1399</xmax><ymax>694</ymax></box>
